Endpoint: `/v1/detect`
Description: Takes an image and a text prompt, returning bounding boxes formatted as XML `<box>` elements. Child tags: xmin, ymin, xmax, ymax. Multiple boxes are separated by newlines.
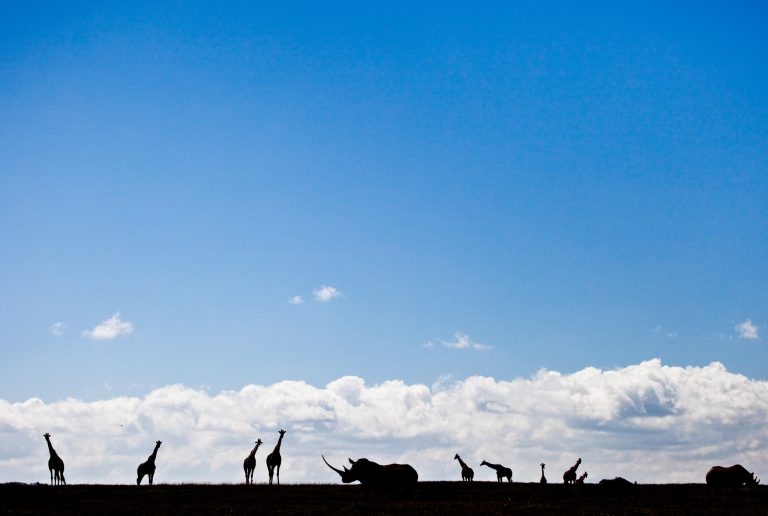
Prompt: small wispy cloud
<box><xmin>82</xmin><ymin>313</ymin><xmax>134</xmax><ymax>340</ymax></box>
<box><xmin>289</xmin><ymin>295</ymin><xmax>305</xmax><ymax>305</ymax></box>
<box><xmin>313</xmin><ymin>285</ymin><xmax>342</xmax><ymax>303</ymax></box>
<box><xmin>735</xmin><ymin>319</ymin><xmax>759</xmax><ymax>340</ymax></box>
<box><xmin>428</xmin><ymin>331</ymin><xmax>493</xmax><ymax>351</ymax></box>
<box><xmin>50</xmin><ymin>322</ymin><xmax>66</xmax><ymax>337</ymax></box>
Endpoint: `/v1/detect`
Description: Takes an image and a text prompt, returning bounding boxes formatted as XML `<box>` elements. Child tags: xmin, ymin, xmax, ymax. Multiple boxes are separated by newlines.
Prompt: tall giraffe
<box><xmin>453</xmin><ymin>454</ymin><xmax>474</xmax><ymax>481</ymax></box>
<box><xmin>563</xmin><ymin>457</ymin><xmax>581</xmax><ymax>484</ymax></box>
<box><xmin>243</xmin><ymin>438</ymin><xmax>263</xmax><ymax>484</ymax></box>
<box><xmin>480</xmin><ymin>460</ymin><xmax>512</xmax><ymax>482</ymax></box>
<box><xmin>137</xmin><ymin>440</ymin><xmax>162</xmax><ymax>485</ymax></box>
<box><xmin>266</xmin><ymin>429</ymin><xmax>286</xmax><ymax>485</ymax></box>
<box><xmin>540</xmin><ymin>463</ymin><xmax>547</xmax><ymax>484</ymax></box>
<box><xmin>43</xmin><ymin>433</ymin><xmax>65</xmax><ymax>485</ymax></box>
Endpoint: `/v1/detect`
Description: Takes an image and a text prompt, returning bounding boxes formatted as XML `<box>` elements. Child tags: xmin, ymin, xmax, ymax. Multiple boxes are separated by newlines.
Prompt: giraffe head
<box><xmin>44</xmin><ymin>433</ymin><xmax>51</xmax><ymax>439</ymax></box>
<box><xmin>256</xmin><ymin>438</ymin><xmax>263</xmax><ymax>446</ymax></box>
<box><xmin>541</xmin><ymin>463</ymin><xmax>545</xmax><ymax>469</ymax></box>
<box><xmin>454</xmin><ymin>454</ymin><xmax>461</xmax><ymax>461</ymax></box>
<box><xmin>278</xmin><ymin>429</ymin><xmax>286</xmax><ymax>438</ymax></box>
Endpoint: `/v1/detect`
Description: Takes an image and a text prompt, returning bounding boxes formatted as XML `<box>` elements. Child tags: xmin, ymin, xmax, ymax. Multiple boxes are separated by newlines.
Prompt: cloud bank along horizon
<box><xmin>2</xmin><ymin>359</ymin><xmax>766</xmax><ymax>484</ymax></box>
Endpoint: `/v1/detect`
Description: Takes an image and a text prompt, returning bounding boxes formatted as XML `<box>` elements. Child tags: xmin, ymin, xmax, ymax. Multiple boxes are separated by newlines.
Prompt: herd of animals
<box><xmin>40</xmin><ymin>432</ymin><xmax>761</xmax><ymax>488</ymax></box>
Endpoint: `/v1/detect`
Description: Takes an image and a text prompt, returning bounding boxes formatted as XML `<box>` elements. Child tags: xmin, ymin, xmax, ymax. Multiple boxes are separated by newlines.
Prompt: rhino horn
<box><xmin>322</xmin><ymin>455</ymin><xmax>345</xmax><ymax>477</ymax></box>
<box><xmin>349</xmin><ymin>458</ymin><xmax>356</xmax><ymax>465</ymax></box>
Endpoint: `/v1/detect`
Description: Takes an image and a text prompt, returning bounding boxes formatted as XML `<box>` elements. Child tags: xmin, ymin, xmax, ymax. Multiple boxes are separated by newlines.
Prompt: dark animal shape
<box><xmin>43</xmin><ymin>433</ymin><xmax>66</xmax><ymax>485</ymax></box>
<box><xmin>706</xmin><ymin>465</ymin><xmax>760</xmax><ymax>487</ymax></box>
<box><xmin>575</xmin><ymin>472</ymin><xmax>588</xmax><ymax>485</ymax></box>
<box><xmin>243</xmin><ymin>438</ymin><xmax>262</xmax><ymax>485</ymax></box>
<box><xmin>454</xmin><ymin>454</ymin><xmax>474</xmax><ymax>481</ymax></box>
<box><xmin>137</xmin><ymin>440</ymin><xmax>162</xmax><ymax>485</ymax></box>
<box><xmin>563</xmin><ymin>458</ymin><xmax>581</xmax><ymax>484</ymax></box>
<box><xmin>540</xmin><ymin>463</ymin><xmax>547</xmax><ymax>484</ymax></box>
<box><xmin>323</xmin><ymin>456</ymin><xmax>418</xmax><ymax>487</ymax></box>
<box><xmin>599</xmin><ymin>477</ymin><xmax>636</xmax><ymax>490</ymax></box>
<box><xmin>480</xmin><ymin>460</ymin><xmax>512</xmax><ymax>482</ymax></box>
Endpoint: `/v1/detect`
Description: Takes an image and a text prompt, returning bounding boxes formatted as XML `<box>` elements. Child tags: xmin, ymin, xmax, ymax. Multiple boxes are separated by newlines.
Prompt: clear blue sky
<box><xmin>2</xmin><ymin>1</ymin><xmax>766</xmax><ymax>402</ymax></box>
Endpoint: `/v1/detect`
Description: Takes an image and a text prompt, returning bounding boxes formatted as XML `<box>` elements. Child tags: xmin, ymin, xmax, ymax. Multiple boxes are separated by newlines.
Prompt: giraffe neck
<box><xmin>249</xmin><ymin>443</ymin><xmax>260</xmax><ymax>458</ymax></box>
<box><xmin>273</xmin><ymin>434</ymin><xmax>284</xmax><ymax>454</ymax></box>
<box><xmin>149</xmin><ymin>443</ymin><xmax>161</xmax><ymax>462</ymax></box>
<box><xmin>44</xmin><ymin>438</ymin><xmax>58</xmax><ymax>458</ymax></box>
<box><xmin>458</xmin><ymin>457</ymin><xmax>467</xmax><ymax>468</ymax></box>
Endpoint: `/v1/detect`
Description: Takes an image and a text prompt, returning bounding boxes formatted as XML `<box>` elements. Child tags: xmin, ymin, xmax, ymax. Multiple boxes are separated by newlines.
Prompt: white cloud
<box><xmin>436</xmin><ymin>331</ymin><xmax>493</xmax><ymax>351</ymax></box>
<box><xmin>313</xmin><ymin>285</ymin><xmax>341</xmax><ymax>303</ymax></box>
<box><xmin>735</xmin><ymin>319</ymin><xmax>759</xmax><ymax>340</ymax></box>
<box><xmin>81</xmin><ymin>313</ymin><xmax>134</xmax><ymax>340</ymax></box>
<box><xmin>2</xmin><ymin>359</ymin><xmax>767</xmax><ymax>485</ymax></box>
<box><xmin>289</xmin><ymin>296</ymin><xmax>305</xmax><ymax>305</ymax></box>
<box><xmin>50</xmin><ymin>322</ymin><xmax>66</xmax><ymax>337</ymax></box>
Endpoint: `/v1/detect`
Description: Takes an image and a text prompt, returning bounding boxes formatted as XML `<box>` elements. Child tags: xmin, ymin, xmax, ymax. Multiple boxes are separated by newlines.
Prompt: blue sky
<box><xmin>2</xmin><ymin>0</ymin><xmax>767</xmax><ymax>407</ymax></box>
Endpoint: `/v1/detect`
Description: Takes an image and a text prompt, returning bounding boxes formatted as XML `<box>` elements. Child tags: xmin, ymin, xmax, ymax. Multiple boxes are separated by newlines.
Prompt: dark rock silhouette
<box><xmin>454</xmin><ymin>454</ymin><xmax>474</xmax><ymax>481</ymax></box>
<box><xmin>563</xmin><ymin>458</ymin><xmax>581</xmax><ymax>484</ymax></box>
<box><xmin>323</xmin><ymin>455</ymin><xmax>418</xmax><ymax>487</ymax></box>
<box><xmin>266</xmin><ymin>429</ymin><xmax>286</xmax><ymax>485</ymax></box>
<box><xmin>43</xmin><ymin>433</ymin><xmax>65</xmax><ymax>485</ymax></box>
<box><xmin>243</xmin><ymin>439</ymin><xmax>263</xmax><ymax>484</ymax></box>
<box><xmin>540</xmin><ymin>463</ymin><xmax>547</xmax><ymax>484</ymax></box>
<box><xmin>706</xmin><ymin>465</ymin><xmax>760</xmax><ymax>487</ymax></box>
<box><xmin>136</xmin><ymin>440</ymin><xmax>162</xmax><ymax>485</ymax></box>
<box><xmin>480</xmin><ymin>460</ymin><xmax>512</xmax><ymax>482</ymax></box>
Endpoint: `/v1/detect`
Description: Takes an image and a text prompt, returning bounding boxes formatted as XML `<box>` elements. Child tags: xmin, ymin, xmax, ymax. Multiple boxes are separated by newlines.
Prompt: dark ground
<box><xmin>1</xmin><ymin>482</ymin><xmax>766</xmax><ymax>515</ymax></box>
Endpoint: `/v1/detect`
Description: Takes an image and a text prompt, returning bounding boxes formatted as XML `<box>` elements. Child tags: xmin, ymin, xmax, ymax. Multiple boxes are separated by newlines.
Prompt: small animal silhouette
<box><xmin>137</xmin><ymin>440</ymin><xmax>162</xmax><ymax>485</ymax></box>
<box><xmin>243</xmin><ymin>439</ymin><xmax>263</xmax><ymax>484</ymax></box>
<box><xmin>266</xmin><ymin>429</ymin><xmax>286</xmax><ymax>485</ymax></box>
<box><xmin>575</xmin><ymin>471</ymin><xmax>588</xmax><ymax>485</ymax></box>
<box><xmin>480</xmin><ymin>460</ymin><xmax>512</xmax><ymax>482</ymax></box>
<box><xmin>563</xmin><ymin>458</ymin><xmax>581</xmax><ymax>484</ymax></box>
<box><xmin>454</xmin><ymin>454</ymin><xmax>474</xmax><ymax>482</ymax></box>
<box><xmin>540</xmin><ymin>463</ymin><xmax>547</xmax><ymax>484</ymax></box>
<box><xmin>43</xmin><ymin>433</ymin><xmax>65</xmax><ymax>485</ymax></box>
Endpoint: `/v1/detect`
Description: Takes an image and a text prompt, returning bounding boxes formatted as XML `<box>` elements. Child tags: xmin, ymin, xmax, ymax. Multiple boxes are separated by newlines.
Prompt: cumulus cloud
<box><xmin>735</xmin><ymin>319</ymin><xmax>759</xmax><ymax>340</ymax></box>
<box><xmin>50</xmin><ymin>322</ymin><xmax>66</xmax><ymax>337</ymax></box>
<box><xmin>429</xmin><ymin>331</ymin><xmax>493</xmax><ymax>351</ymax></box>
<box><xmin>313</xmin><ymin>286</ymin><xmax>341</xmax><ymax>303</ymax></box>
<box><xmin>81</xmin><ymin>313</ymin><xmax>134</xmax><ymax>340</ymax></box>
<box><xmin>289</xmin><ymin>296</ymin><xmax>305</xmax><ymax>305</ymax></box>
<box><xmin>1</xmin><ymin>360</ymin><xmax>767</xmax><ymax>485</ymax></box>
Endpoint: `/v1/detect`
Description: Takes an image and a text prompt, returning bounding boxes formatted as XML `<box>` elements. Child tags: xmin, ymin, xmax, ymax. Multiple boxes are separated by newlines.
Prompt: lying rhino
<box><xmin>323</xmin><ymin>456</ymin><xmax>418</xmax><ymax>487</ymax></box>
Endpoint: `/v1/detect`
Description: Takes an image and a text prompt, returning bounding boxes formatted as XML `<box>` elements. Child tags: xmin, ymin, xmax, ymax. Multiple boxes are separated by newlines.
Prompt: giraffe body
<box><xmin>454</xmin><ymin>454</ymin><xmax>474</xmax><ymax>482</ymax></box>
<box><xmin>137</xmin><ymin>441</ymin><xmax>162</xmax><ymax>485</ymax></box>
<box><xmin>43</xmin><ymin>433</ymin><xmax>65</xmax><ymax>485</ymax></box>
<box><xmin>243</xmin><ymin>439</ymin><xmax>262</xmax><ymax>484</ymax></box>
<box><xmin>563</xmin><ymin>458</ymin><xmax>582</xmax><ymax>484</ymax></box>
<box><xmin>266</xmin><ymin>430</ymin><xmax>286</xmax><ymax>485</ymax></box>
<box><xmin>480</xmin><ymin>460</ymin><xmax>512</xmax><ymax>482</ymax></box>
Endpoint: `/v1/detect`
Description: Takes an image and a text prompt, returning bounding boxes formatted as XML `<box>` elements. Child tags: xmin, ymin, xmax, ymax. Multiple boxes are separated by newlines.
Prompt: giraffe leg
<box><xmin>277</xmin><ymin>464</ymin><xmax>280</xmax><ymax>485</ymax></box>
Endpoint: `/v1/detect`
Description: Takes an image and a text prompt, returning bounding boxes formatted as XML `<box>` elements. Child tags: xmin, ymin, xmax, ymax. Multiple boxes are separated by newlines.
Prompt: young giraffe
<box><xmin>480</xmin><ymin>460</ymin><xmax>512</xmax><ymax>482</ymax></box>
<box><xmin>266</xmin><ymin>429</ymin><xmax>286</xmax><ymax>485</ymax></box>
<box><xmin>576</xmin><ymin>472</ymin><xmax>588</xmax><ymax>485</ymax></box>
<box><xmin>137</xmin><ymin>440</ymin><xmax>162</xmax><ymax>485</ymax></box>
<box><xmin>563</xmin><ymin>458</ymin><xmax>581</xmax><ymax>484</ymax></box>
<box><xmin>454</xmin><ymin>454</ymin><xmax>474</xmax><ymax>482</ymax></box>
<box><xmin>43</xmin><ymin>433</ymin><xmax>65</xmax><ymax>485</ymax></box>
<box><xmin>243</xmin><ymin>439</ymin><xmax>263</xmax><ymax>484</ymax></box>
<box><xmin>540</xmin><ymin>463</ymin><xmax>547</xmax><ymax>484</ymax></box>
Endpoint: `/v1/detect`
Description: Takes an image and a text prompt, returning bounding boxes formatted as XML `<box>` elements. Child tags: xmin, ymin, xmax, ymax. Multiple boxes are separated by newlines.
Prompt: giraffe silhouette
<box><xmin>563</xmin><ymin>458</ymin><xmax>581</xmax><ymax>484</ymax></box>
<box><xmin>43</xmin><ymin>433</ymin><xmax>65</xmax><ymax>485</ymax></box>
<box><xmin>243</xmin><ymin>438</ymin><xmax>263</xmax><ymax>484</ymax></box>
<box><xmin>137</xmin><ymin>440</ymin><xmax>162</xmax><ymax>485</ymax></box>
<box><xmin>266</xmin><ymin>429</ymin><xmax>286</xmax><ymax>485</ymax></box>
<box><xmin>454</xmin><ymin>454</ymin><xmax>474</xmax><ymax>481</ymax></box>
<box><xmin>480</xmin><ymin>460</ymin><xmax>512</xmax><ymax>482</ymax></box>
<box><xmin>576</xmin><ymin>471</ymin><xmax>588</xmax><ymax>485</ymax></box>
<box><xmin>540</xmin><ymin>463</ymin><xmax>547</xmax><ymax>484</ymax></box>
